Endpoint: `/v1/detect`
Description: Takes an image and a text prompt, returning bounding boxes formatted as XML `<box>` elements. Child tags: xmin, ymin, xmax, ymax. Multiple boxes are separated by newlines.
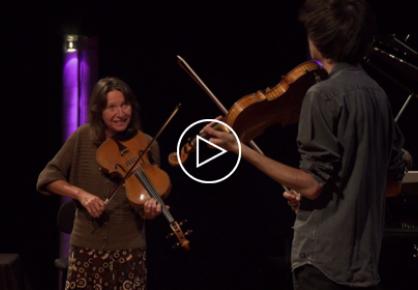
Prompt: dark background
<box><xmin>3</xmin><ymin>1</ymin><xmax>418</xmax><ymax>289</ymax></box>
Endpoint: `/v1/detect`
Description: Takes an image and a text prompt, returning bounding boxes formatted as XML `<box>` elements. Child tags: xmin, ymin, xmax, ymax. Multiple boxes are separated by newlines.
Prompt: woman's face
<box><xmin>102</xmin><ymin>90</ymin><xmax>132</xmax><ymax>137</ymax></box>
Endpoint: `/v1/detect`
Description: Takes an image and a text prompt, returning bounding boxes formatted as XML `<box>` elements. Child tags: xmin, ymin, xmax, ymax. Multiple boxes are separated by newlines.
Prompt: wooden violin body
<box><xmin>225</xmin><ymin>60</ymin><xmax>327</xmax><ymax>143</ymax></box>
<box><xmin>96</xmin><ymin>131</ymin><xmax>171</xmax><ymax>205</ymax></box>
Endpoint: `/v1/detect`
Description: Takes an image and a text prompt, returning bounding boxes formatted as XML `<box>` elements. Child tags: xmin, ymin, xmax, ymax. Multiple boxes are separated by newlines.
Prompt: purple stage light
<box><xmin>61</xmin><ymin>34</ymin><xmax>97</xmax><ymax>264</ymax></box>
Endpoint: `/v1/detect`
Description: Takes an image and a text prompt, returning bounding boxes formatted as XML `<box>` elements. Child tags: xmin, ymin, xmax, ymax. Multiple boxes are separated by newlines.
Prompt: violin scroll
<box><xmin>168</xmin><ymin>122</ymin><xmax>230</xmax><ymax>166</ymax></box>
<box><xmin>168</xmin><ymin>137</ymin><xmax>196</xmax><ymax>166</ymax></box>
<box><xmin>166</xmin><ymin>220</ymin><xmax>192</xmax><ymax>251</ymax></box>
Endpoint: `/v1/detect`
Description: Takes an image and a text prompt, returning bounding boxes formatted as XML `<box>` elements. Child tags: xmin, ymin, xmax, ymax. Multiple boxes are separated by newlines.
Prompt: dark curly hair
<box><xmin>299</xmin><ymin>0</ymin><xmax>376</xmax><ymax>64</ymax></box>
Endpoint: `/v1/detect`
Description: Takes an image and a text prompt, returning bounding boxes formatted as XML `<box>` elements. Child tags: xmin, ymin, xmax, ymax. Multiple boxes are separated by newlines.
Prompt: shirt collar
<box><xmin>329</xmin><ymin>62</ymin><xmax>360</xmax><ymax>77</ymax></box>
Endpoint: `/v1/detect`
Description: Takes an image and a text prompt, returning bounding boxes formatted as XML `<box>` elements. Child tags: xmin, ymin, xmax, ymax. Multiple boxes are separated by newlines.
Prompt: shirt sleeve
<box><xmin>297</xmin><ymin>88</ymin><xmax>341</xmax><ymax>186</ymax></box>
<box><xmin>36</xmin><ymin>131</ymin><xmax>78</xmax><ymax>195</ymax></box>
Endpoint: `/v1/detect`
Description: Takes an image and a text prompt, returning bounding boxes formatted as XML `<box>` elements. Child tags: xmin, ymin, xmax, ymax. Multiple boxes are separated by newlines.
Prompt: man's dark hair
<box><xmin>299</xmin><ymin>0</ymin><xmax>376</xmax><ymax>64</ymax></box>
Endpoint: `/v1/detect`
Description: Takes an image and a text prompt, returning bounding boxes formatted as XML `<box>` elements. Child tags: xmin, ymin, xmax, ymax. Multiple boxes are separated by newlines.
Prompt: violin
<box><xmin>225</xmin><ymin>60</ymin><xmax>327</xmax><ymax>142</ymax></box>
<box><xmin>168</xmin><ymin>59</ymin><xmax>327</xmax><ymax>166</ymax></box>
<box><xmin>96</xmin><ymin>130</ymin><xmax>191</xmax><ymax>251</ymax></box>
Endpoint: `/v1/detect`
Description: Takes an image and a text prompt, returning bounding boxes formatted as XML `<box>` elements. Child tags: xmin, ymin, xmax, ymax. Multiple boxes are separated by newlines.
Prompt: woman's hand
<box><xmin>78</xmin><ymin>191</ymin><xmax>106</xmax><ymax>218</ymax></box>
<box><xmin>143</xmin><ymin>198</ymin><xmax>162</xmax><ymax>220</ymax></box>
<box><xmin>283</xmin><ymin>190</ymin><xmax>301</xmax><ymax>213</ymax></box>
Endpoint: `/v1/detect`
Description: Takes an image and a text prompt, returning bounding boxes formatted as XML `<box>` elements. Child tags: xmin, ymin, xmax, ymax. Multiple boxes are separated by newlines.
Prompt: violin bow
<box><xmin>176</xmin><ymin>55</ymin><xmax>294</xmax><ymax>192</ymax></box>
<box><xmin>176</xmin><ymin>55</ymin><xmax>264</xmax><ymax>155</ymax></box>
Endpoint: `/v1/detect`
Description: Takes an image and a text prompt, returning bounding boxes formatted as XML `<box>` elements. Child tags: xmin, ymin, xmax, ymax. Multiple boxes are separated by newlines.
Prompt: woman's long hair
<box><xmin>89</xmin><ymin>77</ymin><xmax>140</xmax><ymax>145</ymax></box>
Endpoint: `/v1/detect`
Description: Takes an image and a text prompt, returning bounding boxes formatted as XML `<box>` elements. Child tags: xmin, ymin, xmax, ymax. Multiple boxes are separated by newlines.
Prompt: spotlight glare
<box><xmin>65</xmin><ymin>34</ymin><xmax>78</xmax><ymax>53</ymax></box>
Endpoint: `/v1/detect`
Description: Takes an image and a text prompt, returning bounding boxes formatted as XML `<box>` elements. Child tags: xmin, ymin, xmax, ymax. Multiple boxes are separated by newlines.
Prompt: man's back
<box><xmin>292</xmin><ymin>63</ymin><xmax>405</xmax><ymax>287</ymax></box>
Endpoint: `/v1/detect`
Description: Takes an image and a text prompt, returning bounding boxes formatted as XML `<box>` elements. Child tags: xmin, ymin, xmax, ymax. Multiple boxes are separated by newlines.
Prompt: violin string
<box><xmin>125</xmin><ymin>153</ymin><xmax>172</xmax><ymax>217</ymax></box>
<box><xmin>125</xmin><ymin>155</ymin><xmax>163</xmax><ymax>207</ymax></box>
<box><xmin>135</xmin><ymin>169</ymin><xmax>174</xmax><ymax>223</ymax></box>
<box><xmin>134</xmin><ymin>166</ymin><xmax>191</xmax><ymax>246</ymax></box>
<box><xmin>125</xmin><ymin>153</ymin><xmax>188</xmax><ymax>243</ymax></box>
<box><xmin>122</xmin><ymin>146</ymin><xmax>174</xmax><ymax>222</ymax></box>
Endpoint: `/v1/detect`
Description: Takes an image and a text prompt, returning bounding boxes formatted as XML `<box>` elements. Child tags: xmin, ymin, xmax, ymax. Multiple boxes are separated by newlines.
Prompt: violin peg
<box><xmin>165</xmin><ymin>232</ymin><xmax>175</xmax><ymax>239</ymax></box>
<box><xmin>172</xmin><ymin>243</ymin><xmax>180</xmax><ymax>249</ymax></box>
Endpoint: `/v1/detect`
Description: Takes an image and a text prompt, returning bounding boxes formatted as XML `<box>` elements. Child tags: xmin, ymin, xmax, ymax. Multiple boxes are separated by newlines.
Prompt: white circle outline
<box><xmin>176</xmin><ymin>119</ymin><xmax>242</xmax><ymax>184</ymax></box>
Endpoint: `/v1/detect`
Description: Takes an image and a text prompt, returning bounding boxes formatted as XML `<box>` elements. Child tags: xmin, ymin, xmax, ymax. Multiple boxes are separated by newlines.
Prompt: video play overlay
<box><xmin>175</xmin><ymin>119</ymin><xmax>242</xmax><ymax>184</ymax></box>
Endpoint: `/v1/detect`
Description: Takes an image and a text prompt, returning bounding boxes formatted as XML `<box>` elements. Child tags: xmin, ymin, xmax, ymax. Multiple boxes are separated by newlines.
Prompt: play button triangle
<box><xmin>195</xmin><ymin>135</ymin><xmax>227</xmax><ymax>168</ymax></box>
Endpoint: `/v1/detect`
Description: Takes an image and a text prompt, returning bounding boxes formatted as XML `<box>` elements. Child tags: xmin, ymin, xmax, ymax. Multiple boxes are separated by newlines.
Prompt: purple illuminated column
<box><xmin>61</xmin><ymin>34</ymin><xmax>97</xmax><ymax>259</ymax></box>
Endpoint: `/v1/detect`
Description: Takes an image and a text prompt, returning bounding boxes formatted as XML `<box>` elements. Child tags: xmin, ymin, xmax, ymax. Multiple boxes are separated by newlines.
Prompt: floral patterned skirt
<box><xmin>65</xmin><ymin>246</ymin><xmax>147</xmax><ymax>290</ymax></box>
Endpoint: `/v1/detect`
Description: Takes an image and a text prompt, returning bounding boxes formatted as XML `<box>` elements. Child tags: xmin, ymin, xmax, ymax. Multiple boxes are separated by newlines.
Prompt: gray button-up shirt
<box><xmin>292</xmin><ymin>63</ymin><xmax>405</xmax><ymax>287</ymax></box>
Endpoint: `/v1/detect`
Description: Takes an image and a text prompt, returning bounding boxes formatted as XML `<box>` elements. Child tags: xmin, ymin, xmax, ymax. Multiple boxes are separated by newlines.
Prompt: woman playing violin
<box><xmin>37</xmin><ymin>77</ymin><xmax>161</xmax><ymax>290</ymax></box>
<box><xmin>203</xmin><ymin>1</ymin><xmax>408</xmax><ymax>289</ymax></box>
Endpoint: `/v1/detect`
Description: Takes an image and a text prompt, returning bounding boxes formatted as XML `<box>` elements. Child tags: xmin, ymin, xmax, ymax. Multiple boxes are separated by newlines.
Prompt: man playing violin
<box><xmin>203</xmin><ymin>0</ymin><xmax>408</xmax><ymax>289</ymax></box>
<box><xmin>37</xmin><ymin>77</ymin><xmax>162</xmax><ymax>290</ymax></box>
